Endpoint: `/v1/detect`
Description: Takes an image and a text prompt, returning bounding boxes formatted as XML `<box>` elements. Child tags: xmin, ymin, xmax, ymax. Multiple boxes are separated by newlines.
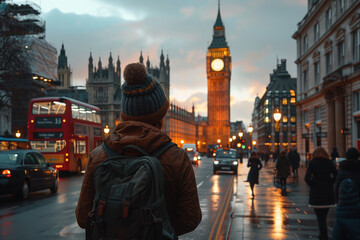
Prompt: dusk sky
<box><xmin>36</xmin><ymin>0</ymin><xmax>307</xmax><ymax>126</ymax></box>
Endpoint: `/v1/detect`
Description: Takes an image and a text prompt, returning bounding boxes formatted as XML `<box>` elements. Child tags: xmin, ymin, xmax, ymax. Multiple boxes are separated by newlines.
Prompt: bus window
<box><xmin>30</xmin><ymin>140</ymin><xmax>66</xmax><ymax>153</ymax></box>
<box><xmin>71</xmin><ymin>104</ymin><xmax>79</xmax><ymax>119</ymax></box>
<box><xmin>79</xmin><ymin>107</ymin><xmax>86</xmax><ymax>120</ymax></box>
<box><xmin>32</xmin><ymin>101</ymin><xmax>66</xmax><ymax>115</ymax></box>
<box><xmin>74</xmin><ymin>140</ymin><xmax>86</xmax><ymax>154</ymax></box>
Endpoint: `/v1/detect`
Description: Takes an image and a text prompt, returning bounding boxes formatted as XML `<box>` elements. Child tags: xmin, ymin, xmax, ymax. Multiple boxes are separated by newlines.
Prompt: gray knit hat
<box><xmin>121</xmin><ymin>63</ymin><xmax>169</xmax><ymax>125</ymax></box>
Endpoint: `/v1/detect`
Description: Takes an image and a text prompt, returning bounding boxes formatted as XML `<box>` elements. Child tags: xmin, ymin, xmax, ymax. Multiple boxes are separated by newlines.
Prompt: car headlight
<box><xmin>193</xmin><ymin>156</ymin><xmax>198</xmax><ymax>161</ymax></box>
<box><xmin>213</xmin><ymin>153</ymin><xmax>216</xmax><ymax>156</ymax></box>
<box><xmin>214</xmin><ymin>160</ymin><xmax>219</xmax><ymax>165</ymax></box>
<box><xmin>232</xmin><ymin>161</ymin><xmax>238</xmax><ymax>165</ymax></box>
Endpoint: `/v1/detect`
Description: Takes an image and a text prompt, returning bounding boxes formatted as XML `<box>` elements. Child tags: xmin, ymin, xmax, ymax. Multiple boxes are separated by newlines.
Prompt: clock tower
<box><xmin>207</xmin><ymin>2</ymin><xmax>231</xmax><ymax>146</ymax></box>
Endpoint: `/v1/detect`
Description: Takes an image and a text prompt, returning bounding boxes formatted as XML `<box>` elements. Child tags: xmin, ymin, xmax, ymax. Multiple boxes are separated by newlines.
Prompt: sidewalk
<box><xmin>228</xmin><ymin>159</ymin><xmax>335</xmax><ymax>240</ymax></box>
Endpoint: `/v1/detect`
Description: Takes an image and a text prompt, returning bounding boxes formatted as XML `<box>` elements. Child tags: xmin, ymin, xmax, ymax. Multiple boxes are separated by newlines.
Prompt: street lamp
<box><xmin>273</xmin><ymin>108</ymin><xmax>282</xmax><ymax>161</ymax></box>
<box><xmin>238</xmin><ymin>132</ymin><xmax>243</xmax><ymax>138</ymax></box>
<box><xmin>104</xmin><ymin>125</ymin><xmax>110</xmax><ymax>135</ymax></box>
<box><xmin>248</xmin><ymin>125</ymin><xmax>253</xmax><ymax>152</ymax></box>
<box><xmin>15</xmin><ymin>130</ymin><xmax>21</xmax><ymax>138</ymax></box>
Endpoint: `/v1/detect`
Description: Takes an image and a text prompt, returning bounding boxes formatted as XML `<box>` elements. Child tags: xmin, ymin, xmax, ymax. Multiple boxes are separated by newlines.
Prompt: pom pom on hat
<box><xmin>123</xmin><ymin>63</ymin><xmax>147</xmax><ymax>86</ymax></box>
<box><xmin>121</xmin><ymin>62</ymin><xmax>169</xmax><ymax>125</ymax></box>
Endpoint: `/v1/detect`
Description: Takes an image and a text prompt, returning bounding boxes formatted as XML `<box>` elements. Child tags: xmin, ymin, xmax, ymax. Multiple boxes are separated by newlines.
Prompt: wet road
<box><xmin>0</xmin><ymin>157</ymin><xmax>336</xmax><ymax>240</ymax></box>
<box><xmin>0</xmin><ymin>156</ymin><xmax>234</xmax><ymax>240</ymax></box>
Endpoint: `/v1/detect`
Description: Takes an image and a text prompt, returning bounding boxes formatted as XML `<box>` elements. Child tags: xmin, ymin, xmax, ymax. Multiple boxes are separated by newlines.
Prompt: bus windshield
<box><xmin>30</xmin><ymin>140</ymin><xmax>66</xmax><ymax>153</ymax></box>
<box><xmin>32</xmin><ymin>101</ymin><xmax>66</xmax><ymax>115</ymax></box>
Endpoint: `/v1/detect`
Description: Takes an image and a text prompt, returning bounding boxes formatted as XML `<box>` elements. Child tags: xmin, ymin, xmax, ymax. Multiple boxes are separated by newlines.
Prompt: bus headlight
<box><xmin>214</xmin><ymin>160</ymin><xmax>219</xmax><ymax>165</ymax></box>
<box><xmin>232</xmin><ymin>161</ymin><xmax>238</xmax><ymax>165</ymax></box>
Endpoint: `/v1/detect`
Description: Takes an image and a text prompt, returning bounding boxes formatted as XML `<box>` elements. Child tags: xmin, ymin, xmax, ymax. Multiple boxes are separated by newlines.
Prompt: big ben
<box><xmin>207</xmin><ymin>2</ymin><xmax>231</xmax><ymax>146</ymax></box>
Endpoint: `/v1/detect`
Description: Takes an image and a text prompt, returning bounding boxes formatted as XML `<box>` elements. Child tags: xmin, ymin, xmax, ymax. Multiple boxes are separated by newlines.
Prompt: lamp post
<box><xmin>104</xmin><ymin>125</ymin><xmax>110</xmax><ymax>139</ymax></box>
<box><xmin>273</xmin><ymin>108</ymin><xmax>282</xmax><ymax>161</ymax></box>
<box><xmin>248</xmin><ymin>124</ymin><xmax>253</xmax><ymax>153</ymax></box>
<box><xmin>15</xmin><ymin>130</ymin><xmax>21</xmax><ymax>138</ymax></box>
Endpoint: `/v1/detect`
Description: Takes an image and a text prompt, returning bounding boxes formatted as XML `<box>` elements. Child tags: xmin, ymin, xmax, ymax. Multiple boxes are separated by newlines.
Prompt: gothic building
<box><xmin>206</xmin><ymin>3</ymin><xmax>231</xmax><ymax>146</ymax></box>
<box><xmin>86</xmin><ymin>52</ymin><xmax>122</xmax><ymax>130</ymax></box>
<box><xmin>253</xmin><ymin>60</ymin><xmax>297</xmax><ymax>153</ymax></box>
<box><xmin>57</xmin><ymin>43</ymin><xmax>71</xmax><ymax>89</ymax></box>
<box><xmin>47</xmin><ymin>44</ymin><xmax>87</xmax><ymax>103</ymax></box>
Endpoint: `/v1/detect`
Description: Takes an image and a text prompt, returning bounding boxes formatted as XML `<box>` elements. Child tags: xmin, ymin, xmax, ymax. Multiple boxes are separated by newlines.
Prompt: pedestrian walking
<box><xmin>332</xmin><ymin>178</ymin><xmax>360</xmax><ymax>240</ymax></box>
<box><xmin>288</xmin><ymin>148</ymin><xmax>300</xmax><ymax>177</ymax></box>
<box><xmin>264</xmin><ymin>150</ymin><xmax>269</xmax><ymax>166</ymax></box>
<box><xmin>246</xmin><ymin>152</ymin><xmax>263</xmax><ymax>198</ymax></box>
<box><xmin>331</xmin><ymin>147</ymin><xmax>339</xmax><ymax>166</ymax></box>
<box><xmin>275</xmin><ymin>151</ymin><xmax>291</xmax><ymax>194</ymax></box>
<box><xmin>305</xmin><ymin>147</ymin><xmax>337</xmax><ymax>240</ymax></box>
<box><xmin>75</xmin><ymin>63</ymin><xmax>202</xmax><ymax>237</ymax></box>
<box><xmin>334</xmin><ymin>147</ymin><xmax>360</xmax><ymax>203</ymax></box>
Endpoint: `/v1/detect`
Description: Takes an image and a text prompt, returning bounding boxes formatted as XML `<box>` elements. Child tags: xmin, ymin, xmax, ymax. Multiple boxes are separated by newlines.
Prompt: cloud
<box><xmin>41</xmin><ymin>0</ymin><xmax>307</xmax><ymax>127</ymax></box>
<box><xmin>180</xmin><ymin>6</ymin><xmax>195</xmax><ymax>18</ymax></box>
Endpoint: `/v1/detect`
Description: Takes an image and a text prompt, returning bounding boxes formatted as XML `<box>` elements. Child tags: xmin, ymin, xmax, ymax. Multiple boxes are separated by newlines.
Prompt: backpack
<box><xmin>86</xmin><ymin>141</ymin><xmax>178</xmax><ymax>240</ymax></box>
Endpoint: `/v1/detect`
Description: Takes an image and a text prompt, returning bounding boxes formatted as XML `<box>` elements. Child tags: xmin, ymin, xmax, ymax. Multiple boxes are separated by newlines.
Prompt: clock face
<box><xmin>211</xmin><ymin>58</ymin><xmax>224</xmax><ymax>71</ymax></box>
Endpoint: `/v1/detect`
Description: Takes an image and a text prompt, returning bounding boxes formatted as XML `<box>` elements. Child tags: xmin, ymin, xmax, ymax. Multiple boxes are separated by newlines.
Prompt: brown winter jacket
<box><xmin>75</xmin><ymin>121</ymin><xmax>202</xmax><ymax>236</ymax></box>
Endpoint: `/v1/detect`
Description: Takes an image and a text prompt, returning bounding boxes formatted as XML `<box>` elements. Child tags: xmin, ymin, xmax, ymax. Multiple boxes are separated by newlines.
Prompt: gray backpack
<box><xmin>86</xmin><ymin>141</ymin><xmax>178</xmax><ymax>240</ymax></box>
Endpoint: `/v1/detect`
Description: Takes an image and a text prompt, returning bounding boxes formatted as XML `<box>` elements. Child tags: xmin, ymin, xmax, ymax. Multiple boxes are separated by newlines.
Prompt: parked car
<box><xmin>0</xmin><ymin>149</ymin><xmax>59</xmax><ymax>199</ymax></box>
<box><xmin>213</xmin><ymin>148</ymin><xmax>238</xmax><ymax>175</ymax></box>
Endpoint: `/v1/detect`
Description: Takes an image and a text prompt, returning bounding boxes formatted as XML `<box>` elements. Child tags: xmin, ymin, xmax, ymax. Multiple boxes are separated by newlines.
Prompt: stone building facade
<box><xmin>253</xmin><ymin>60</ymin><xmax>297</xmax><ymax>153</ymax></box>
<box><xmin>293</xmin><ymin>0</ymin><xmax>360</xmax><ymax>159</ymax></box>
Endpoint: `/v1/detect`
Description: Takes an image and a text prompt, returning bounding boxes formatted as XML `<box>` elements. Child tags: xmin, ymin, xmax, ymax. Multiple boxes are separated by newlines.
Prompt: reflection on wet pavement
<box><xmin>229</xmin><ymin>159</ymin><xmax>335</xmax><ymax>239</ymax></box>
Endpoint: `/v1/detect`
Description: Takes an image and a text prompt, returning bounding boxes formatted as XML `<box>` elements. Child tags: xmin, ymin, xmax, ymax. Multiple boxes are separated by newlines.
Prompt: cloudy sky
<box><xmin>36</xmin><ymin>0</ymin><xmax>307</xmax><ymax>126</ymax></box>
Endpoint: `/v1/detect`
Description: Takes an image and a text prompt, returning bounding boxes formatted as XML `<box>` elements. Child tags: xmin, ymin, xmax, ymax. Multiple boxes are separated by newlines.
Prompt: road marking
<box><xmin>208</xmin><ymin>176</ymin><xmax>234</xmax><ymax>240</ymax></box>
<box><xmin>197</xmin><ymin>181</ymin><xmax>204</xmax><ymax>188</ymax></box>
<box><xmin>59</xmin><ymin>222</ymin><xmax>80</xmax><ymax>236</ymax></box>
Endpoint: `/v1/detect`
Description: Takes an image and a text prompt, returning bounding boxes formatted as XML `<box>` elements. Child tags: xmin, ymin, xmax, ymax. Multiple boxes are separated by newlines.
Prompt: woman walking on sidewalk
<box><xmin>276</xmin><ymin>151</ymin><xmax>291</xmax><ymax>194</ymax></box>
<box><xmin>305</xmin><ymin>147</ymin><xmax>337</xmax><ymax>240</ymax></box>
<box><xmin>246</xmin><ymin>152</ymin><xmax>262</xmax><ymax>198</ymax></box>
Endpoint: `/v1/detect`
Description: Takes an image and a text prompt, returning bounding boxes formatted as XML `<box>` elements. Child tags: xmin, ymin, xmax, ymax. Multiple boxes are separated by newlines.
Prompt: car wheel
<box><xmin>17</xmin><ymin>181</ymin><xmax>29</xmax><ymax>200</ymax></box>
<box><xmin>50</xmin><ymin>175</ymin><xmax>59</xmax><ymax>194</ymax></box>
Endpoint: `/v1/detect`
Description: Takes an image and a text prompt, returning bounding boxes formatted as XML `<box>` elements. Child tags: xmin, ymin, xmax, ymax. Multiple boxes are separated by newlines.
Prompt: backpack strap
<box><xmin>120</xmin><ymin>145</ymin><xmax>149</xmax><ymax>156</ymax></box>
<box><xmin>151</xmin><ymin>142</ymin><xmax>177</xmax><ymax>158</ymax></box>
<box><xmin>102</xmin><ymin>142</ymin><xmax>119</xmax><ymax>158</ymax></box>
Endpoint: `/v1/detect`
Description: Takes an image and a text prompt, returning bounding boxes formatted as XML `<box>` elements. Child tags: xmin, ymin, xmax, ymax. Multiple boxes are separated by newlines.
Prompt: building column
<box><xmin>335</xmin><ymin>88</ymin><xmax>345</xmax><ymax>157</ymax></box>
<box><xmin>325</xmin><ymin>91</ymin><xmax>335</xmax><ymax>155</ymax></box>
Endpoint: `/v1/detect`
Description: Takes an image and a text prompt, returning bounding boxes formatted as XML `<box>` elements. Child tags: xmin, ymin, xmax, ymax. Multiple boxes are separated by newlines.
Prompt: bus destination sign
<box><xmin>35</xmin><ymin>117</ymin><xmax>62</xmax><ymax>129</ymax></box>
<box><xmin>33</xmin><ymin>132</ymin><xmax>63</xmax><ymax>139</ymax></box>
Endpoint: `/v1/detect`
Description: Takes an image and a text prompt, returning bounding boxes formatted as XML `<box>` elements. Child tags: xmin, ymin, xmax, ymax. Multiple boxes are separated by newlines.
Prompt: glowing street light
<box><xmin>232</xmin><ymin>135</ymin><xmax>236</xmax><ymax>140</ymax></box>
<box><xmin>238</xmin><ymin>132</ymin><xmax>243</xmax><ymax>138</ymax></box>
<box><xmin>103</xmin><ymin>125</ymin><xmax>110</xmax><ymax>135</ymax></box>
<box><xmin>15</xmin><ymin>130</ymin><xmax>21</xmax><ymax>138</ymax></box>
<box><xmin>273</xmin><ymin>108</ymin><xmax>282</xmax><ymax>161</ymax></box>
<box><xmin>217</xmin><ymin>139</ymin><xmax>221</xmax><ymax>144</ymax></box>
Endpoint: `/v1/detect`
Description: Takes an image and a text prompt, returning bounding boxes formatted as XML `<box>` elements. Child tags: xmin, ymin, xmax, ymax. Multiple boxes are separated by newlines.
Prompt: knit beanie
<box><xmin>346</xmin><ymin>147</ymin><xmax>359</xmax><ymax>160</ymax></box>
<box><xmin>121</xmin><ymin>63</ymin><xmax>169</xmax><ymax>125</ymax></box>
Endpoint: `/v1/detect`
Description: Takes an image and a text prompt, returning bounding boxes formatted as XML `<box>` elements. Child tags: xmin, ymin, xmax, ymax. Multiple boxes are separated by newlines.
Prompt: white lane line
<box><xmin>59</xmin><ymin>222</ymin><xmax>80</xmax><ymax>236</ymax></box>
<box><xmin>197</xmin><ymin>181</ymin><xmax>204</xmax><ymax>188</ymax></box>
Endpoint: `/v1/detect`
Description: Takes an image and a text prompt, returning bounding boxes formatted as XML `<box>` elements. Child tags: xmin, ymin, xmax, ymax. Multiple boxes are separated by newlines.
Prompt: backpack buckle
<box><xmin>141</xmin><ymin>208</ymin><xmax>162</xmax><ymax>225</ymax></box>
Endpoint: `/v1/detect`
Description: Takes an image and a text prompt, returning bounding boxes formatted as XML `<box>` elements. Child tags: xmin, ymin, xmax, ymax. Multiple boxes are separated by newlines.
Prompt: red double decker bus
<box><xmin>27</xmin><ymin>97</ymin><xmax>103</xmax><ymax>173</ymax></box>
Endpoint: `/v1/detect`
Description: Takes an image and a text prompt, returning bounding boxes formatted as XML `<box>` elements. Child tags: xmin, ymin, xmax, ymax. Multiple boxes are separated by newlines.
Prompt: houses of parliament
<box><xmin>48</xmin><ymin>4</ymin><xmax>232</xmax><ymax>153</ymax></box>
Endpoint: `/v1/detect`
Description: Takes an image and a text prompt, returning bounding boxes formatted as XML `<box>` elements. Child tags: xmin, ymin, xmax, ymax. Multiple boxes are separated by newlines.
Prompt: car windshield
<box><xmin>0</xmin><ymin>152</ymin><xmax>21</xmax><ymax>164</ymax></box>
<box><xmin>216</xmin><ymin>150</ymin><xmax>236</xmax><ymax>158</ymax></box>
